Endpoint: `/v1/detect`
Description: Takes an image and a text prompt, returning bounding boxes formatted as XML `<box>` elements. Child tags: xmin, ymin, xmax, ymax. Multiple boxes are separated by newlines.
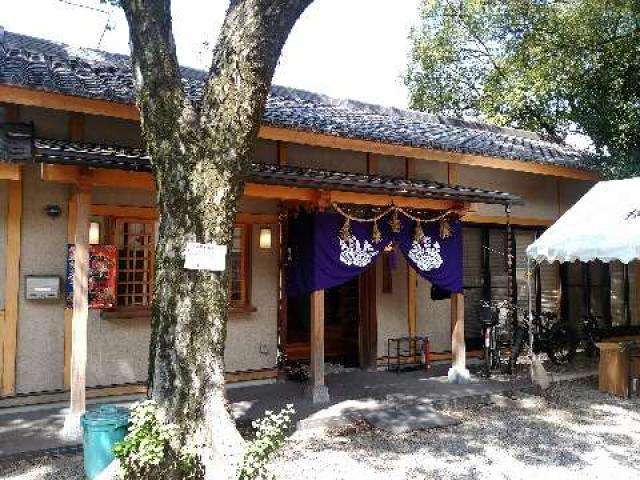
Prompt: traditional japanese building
<box><xmin>1</xmin><ymin>28</ymin><xmax>628</xmax><ymax>405</ymax></box>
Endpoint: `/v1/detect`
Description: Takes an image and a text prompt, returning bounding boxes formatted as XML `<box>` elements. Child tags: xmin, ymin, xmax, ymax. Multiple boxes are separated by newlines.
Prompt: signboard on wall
<box><xmin>66</xmin><ymin>245</ymin><xmax>118</xmax><ymax>310</ymax></box>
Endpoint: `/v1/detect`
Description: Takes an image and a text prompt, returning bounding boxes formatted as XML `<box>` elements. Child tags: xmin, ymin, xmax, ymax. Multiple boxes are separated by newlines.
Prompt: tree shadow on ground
<box><xmin>0</xmin><ymin>454</ymin><xmax>84</xmax><ymax>479</ymax></box>
<box><xmin>299</xmin><ymin>377</ymin><xmax>640</xmax><ymax>474</ymax></box>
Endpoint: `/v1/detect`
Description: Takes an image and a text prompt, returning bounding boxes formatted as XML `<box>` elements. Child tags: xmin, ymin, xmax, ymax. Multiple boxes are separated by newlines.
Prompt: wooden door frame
<box><xmin>358</xmin><ymin>263</ymin><xmax>378</xmax><ymax>370</ymax></box>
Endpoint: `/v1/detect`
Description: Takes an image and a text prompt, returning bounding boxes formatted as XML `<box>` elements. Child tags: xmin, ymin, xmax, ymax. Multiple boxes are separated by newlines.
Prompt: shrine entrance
<box><xmin>286</xmin><ymin>276</ymin><xmax>362</xmax><ymax>367</ymax></box>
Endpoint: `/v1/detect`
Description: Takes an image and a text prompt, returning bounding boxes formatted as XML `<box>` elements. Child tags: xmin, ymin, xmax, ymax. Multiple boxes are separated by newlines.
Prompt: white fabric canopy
<box><xmin>527</xmin><ymin>177</ymin><xmax>640</xmax><ymax>264</ymax></box>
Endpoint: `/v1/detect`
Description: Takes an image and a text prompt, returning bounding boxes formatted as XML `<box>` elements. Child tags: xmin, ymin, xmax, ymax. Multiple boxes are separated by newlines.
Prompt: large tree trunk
<box><xmin>120</xmin><ymin>1</ymin><xmax>312</xmax><ymax>478</ymax></box>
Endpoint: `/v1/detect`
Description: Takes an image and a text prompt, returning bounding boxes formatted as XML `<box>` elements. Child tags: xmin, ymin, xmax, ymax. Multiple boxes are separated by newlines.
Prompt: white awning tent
<box><xmin>527</xmin><ymin>177</ymin><xmax>640</xmax><ymax>264</ymax></box>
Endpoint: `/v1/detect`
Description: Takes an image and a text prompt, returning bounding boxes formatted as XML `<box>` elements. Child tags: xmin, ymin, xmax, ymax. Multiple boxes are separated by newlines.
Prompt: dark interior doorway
<box><xmin>286</xmin><ymin>277</ymin><xmax>361</xmax><ymax>367</ymax></box>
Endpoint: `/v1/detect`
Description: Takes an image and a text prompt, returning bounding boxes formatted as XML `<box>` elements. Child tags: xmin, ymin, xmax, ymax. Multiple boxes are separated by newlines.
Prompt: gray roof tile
<box><xmin>23</xmin><ymin>135</ymin><xmax>518</xmax><ymax>205</ymax></box>
<box><xmin>0</xmin><ymin>30</ymin><xmax>591</xmax><ymax>170</ymax></box>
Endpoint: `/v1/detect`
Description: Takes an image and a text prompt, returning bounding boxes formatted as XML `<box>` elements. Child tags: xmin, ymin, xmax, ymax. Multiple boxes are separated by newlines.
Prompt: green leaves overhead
<box><xmin>406</xmin><ymin>0</ymin><xmax>640</xmax><ymax>177</ymax></box>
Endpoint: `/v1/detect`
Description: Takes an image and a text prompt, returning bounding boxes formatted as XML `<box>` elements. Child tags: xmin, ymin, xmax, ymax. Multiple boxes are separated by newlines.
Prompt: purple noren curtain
<box><xmin>286</xmin><ymin>210</ymin><xmax>463</xmax><ymax>297</ymax></box>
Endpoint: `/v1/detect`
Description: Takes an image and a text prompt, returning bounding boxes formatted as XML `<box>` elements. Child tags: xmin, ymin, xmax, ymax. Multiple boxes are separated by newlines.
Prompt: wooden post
<box><xmin>359</xmin><ymin>264</ymin><xmax>378</xmax><ymax>370</ymax></box>
<box><xmin>62</xmin><ymin>174</ymin><xmax>91</xmax><ymax>438</ymax></box>
<box><xmin>309</xmin><ymin>289</ymin><xmax>329</xmax><ymax>404</ymax></box>
<box><xmin>63</xmin><ymin>195</ymin><xmax>77</xmax><ymax>389</ymax></box>
<box><xmin>449</xmin><ymin>292</ymin><xmax>470</xmax><ymax>383</ymax></box>
<box><xmin>2</xmin><ymin>175</ymin><xmax>22</xmax><ymax>395</ymax></box>
<box><xmin>407</xmin><ymin>268</ymin><xmax>417</xmax><ymax>338</ymax></box>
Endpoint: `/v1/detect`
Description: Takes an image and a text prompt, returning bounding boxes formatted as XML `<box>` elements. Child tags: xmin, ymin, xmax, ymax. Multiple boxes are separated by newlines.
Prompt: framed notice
<box><xmin>184</xmin><ymin>242</ymin><xmax>227</xmax><ymax>271</ymax></box>
<box><xmin>66</xmin><ymin>245</ymin><xmax>118</xmax><ymax>309</ymax></box>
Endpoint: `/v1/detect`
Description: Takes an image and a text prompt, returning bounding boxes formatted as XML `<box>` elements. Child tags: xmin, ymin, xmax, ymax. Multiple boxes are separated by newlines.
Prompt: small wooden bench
<box><xmin>596</xmin><ymin>338</ymin><xmax>640</xmax><ymax>398</ymax></box>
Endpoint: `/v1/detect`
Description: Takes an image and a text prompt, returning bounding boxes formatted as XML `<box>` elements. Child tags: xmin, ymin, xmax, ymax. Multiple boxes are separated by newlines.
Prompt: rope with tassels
<box><xmin>332</xmin><ymin>202</ymin><xmax>459</xmax><ymax>244</ymax></box>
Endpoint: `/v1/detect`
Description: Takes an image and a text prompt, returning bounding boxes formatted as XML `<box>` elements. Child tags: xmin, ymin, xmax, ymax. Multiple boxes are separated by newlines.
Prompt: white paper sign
<box><xmin>184</xmin><ymin>242</ymin><xmax>227</xmax><ymax>271</ymax></box>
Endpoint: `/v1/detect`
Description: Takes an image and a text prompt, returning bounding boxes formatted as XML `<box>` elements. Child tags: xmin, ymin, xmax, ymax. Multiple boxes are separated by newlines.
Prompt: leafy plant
<box><xmin>406</xmin><ymin>0</ymin><xmax>640</xmax><ymax>177</ymax></box>
<box><xmin>237</xmin><ymin>404</ymin><xmax>295</xmax><ymax>480</ymax></box>
<box><xmin>114</xmin><ymin>400</ymin><xmax>203</xmax><ymax>479</ymax></box>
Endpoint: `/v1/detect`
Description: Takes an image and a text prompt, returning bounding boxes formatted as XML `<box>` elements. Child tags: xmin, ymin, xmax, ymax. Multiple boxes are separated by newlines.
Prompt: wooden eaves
<box><xmin>40</xmin><ymin>163</ymin><xmax>468</xmax><ymax>212</ymax></box>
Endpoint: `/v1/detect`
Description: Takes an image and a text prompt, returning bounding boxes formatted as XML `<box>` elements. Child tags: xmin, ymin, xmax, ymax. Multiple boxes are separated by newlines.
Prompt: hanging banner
<box><xmin>66</xmin><ymin>245</ymin><xmax>118</xmax><ymax>309</ymax></box>
<box><xmin>287</xmin><ymin>209</ymin><xmax>463</xmax><ymax>297</ymax></box>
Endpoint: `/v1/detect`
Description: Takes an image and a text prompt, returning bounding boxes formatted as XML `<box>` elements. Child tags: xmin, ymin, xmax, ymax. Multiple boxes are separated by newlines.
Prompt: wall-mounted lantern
<box><xmin>259</xmin><ymin>226</ymin><xmax>272</xmax><ymax>250</ymax></box>
<box><xmin>89</xmin><ymin>221</ymin><xmax>101</xmax><ymax>245</ymax></box>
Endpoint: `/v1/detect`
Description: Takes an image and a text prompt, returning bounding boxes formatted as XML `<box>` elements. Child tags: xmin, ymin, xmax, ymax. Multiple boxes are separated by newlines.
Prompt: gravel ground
<box><xmin>2</xmin><ymin>378</ymin><xmax>638</xmax><ymax>480</ymax></box>
<box><xmin>0</xmin><ymin>453</ymin><xmax>83</xmax><ymax>479</ymax></box>
<box><xmin>269</xmin><ymin>378</ymin><xmax>640</xmax><ymax>480</ymax></box>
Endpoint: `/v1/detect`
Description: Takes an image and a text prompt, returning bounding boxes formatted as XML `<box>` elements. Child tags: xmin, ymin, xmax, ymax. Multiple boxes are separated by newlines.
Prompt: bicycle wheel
<box><xmin>547</xmin><ymin>323</ymin><xmax>578</xmax><ymax>365</ymax></box>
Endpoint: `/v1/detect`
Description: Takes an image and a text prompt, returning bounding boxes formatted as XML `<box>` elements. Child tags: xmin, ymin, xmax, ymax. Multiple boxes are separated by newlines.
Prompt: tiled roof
<box><xmin>0</xmin><ymin>29</ymin><xmax>592</xmax><ymax>170</ymax></box>
<box><xmin>23</xmin><ymin>136</ymin><xmax>519</xmax><ymax>205</ymax></box>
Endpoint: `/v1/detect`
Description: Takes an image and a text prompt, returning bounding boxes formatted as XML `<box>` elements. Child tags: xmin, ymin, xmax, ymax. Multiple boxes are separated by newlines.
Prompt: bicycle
<box><xmin>480</xmin><ymin>300</ymin><xmax>511</xmax><ymax>375</ymax></box>
<box><xmin>582</xmin><ymin>314</ymin><xmax>606</xmax><ymax>357</ymax></box>
<box><xmin>510</xmin><ymin>303</ymin><xmax>578</xmax><ymax>366</ymax></box>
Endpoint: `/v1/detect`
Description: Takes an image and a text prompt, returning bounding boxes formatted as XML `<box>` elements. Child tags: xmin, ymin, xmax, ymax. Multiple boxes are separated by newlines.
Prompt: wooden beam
<box><xmin>407</xmin><ymin>268</ymin><xmax>417</xmax><ymax>338</ymax></box>
<box><xmin>0</xmin><ymin>164</ymin><xmax>21</xmax><ymax>181</ymax></box>
<box><xmin>1</xmin><ymin>103</ymin><xmax>19</xmax><ymax>122</ymax></box>
<box><xmin>366</xmin><ymin>152</ymin><xmax>378</xmax><ymax>175</ymax></box>
<box><xmin>328</xmin><ymin>191</ymin><xmax>460</xmax><ymax>211</ymax></box>
<box><xmin>236</xmin><ymin>213</ymin><xmax>279</xmax><ymax>224</ymax></box>
<box><xmin>405</xmin><ymin>157</ymin><xmax>416</xmax><ymax>178</ymax></box>
<box><xmin>463</xmin><ymin>215</ymin><xmax>554</xmax><ymax>227</ymax></box>
<box><xmin>277</xmin><ymin>141</ymin><xmax>288</xmax><ymax>166</ymax></box>
<box><xmin>0</xmin><ymin>310</ymin><xmax>4</xmax><ymax>388</ymax></box>
<box><xmin>68</xmin><ymin>112</ymin><xmax>85</xmax><ymax>140</ymax></box>
<box><xmin>41</xmin><ymin>164</ymin><xmax>156</xmax><ymax>190</ymax></box>
<box><xmin>244</xmin><ymin>183</ymin><xmax>318</xmax><ymax>202</ymax></box>
<box><xmin>226</xmin><ymin>368</ymin><xmax>279</xmax><ymax>384</ymax></box>
<box><xmin>0</xmin><ymin>85</ymin><xmax>139</xmax><ymax>120</ymax></box>
<box><xmin>90</xmin><ymin>204</ymin><xmax>158</xmax><ymax>220</ymax></box>
<box><xmin>260</xmin><ymin>126</ymin><xmax>600</xmax><ymax>181</ymax></box>
<box><xmin>309</xmin><ymin>289</ymin><xmax>329</xmax><ymax>404</ymax></box>
<box><xmin>450</xmin><ymin>292</ymin><xmax>465</xmax><ymax>370</ymax></box>
<box><xmin>359</xmin><ymin>263</ymin><xmax>378</xmax><ymax>370</ymax></box>
<box><xmin>65</xmin><ymin>172</ymin><xmax>92</xmax><ymax>434</ymax></box>
<box><xmin>447</xmin><ymin>163</ymin><xmax>457</xmax><ymax>184</ymax></box>
<box><xmin>42</xmin><ymin>164</ymin><xmax>465</xmax><ymax>211</ymax></box>
<box><xmin>63</xmin><ymin>195</ymin><xmax>77</xmax><ymax>389</ymax></box>
<box><xmin>2</xmin><ymin>178</ymin><xmax>22</xmax><ymax>395</ymax></box>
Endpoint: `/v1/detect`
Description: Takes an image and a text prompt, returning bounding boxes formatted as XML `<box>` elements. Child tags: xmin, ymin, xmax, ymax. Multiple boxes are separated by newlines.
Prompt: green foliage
<box><xmin>237</xmin><ymin>404</ymin><xmax>295</xmax><ymax>480</ymax></box>
<box><xmin>406</xmin><ymin>0</ymin><xmax>640</xmax><ymax>177</ymax></box>
<box><xmin>113</xmin><ymin>400</ymin><xmax>203</xmax><ymax>479</ymax></box>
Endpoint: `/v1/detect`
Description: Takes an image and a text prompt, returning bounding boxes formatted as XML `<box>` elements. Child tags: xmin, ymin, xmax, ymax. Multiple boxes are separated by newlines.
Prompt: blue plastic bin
<box><xmin>81</xmin><ymin>405</ymin><xmax>130</xmax><ymax>479</ymax></box>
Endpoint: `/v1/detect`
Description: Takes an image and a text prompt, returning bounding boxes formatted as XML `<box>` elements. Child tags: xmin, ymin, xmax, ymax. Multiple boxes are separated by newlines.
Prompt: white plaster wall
<box><xmin>16</xmin><ymin>166</ymin><xmax>69</xmax><ymax>393</ymax></box>
<box><xmin>456</xmin><ymin>166</ymin><xmax>565</xmax><ymax>219</ymax></box>
<box><xmin>87</xmin><ymin>314</ymin><xmax>151</xmax><ymax>386</ymax></box>
<box><xmin>558</xmin><ymin>178</ymin><xmax>593</xmax><ymax>214</ymax></box>
<box><xmin>0</xmin><ymin>181</ymin><xmax>7</xmax><ymax>309</ymax></box>
<box><xmin>225</xmin><ymin>224</ymin><xmax>279</xmax><ymax>371</ymax></box>
<box><xmin>417</xmin><ymin>276</ymin><xmax>452</xmax><ymax>352</ymax></box>
<box><xmin>287</xmin><ymin>143</ymin><xmax>367</xmax><ymax>173</ymax></box>
<box><xmin>376</xmin><ymin>254</ymin><xmax>409</xmax><ymax>357</ymax></box>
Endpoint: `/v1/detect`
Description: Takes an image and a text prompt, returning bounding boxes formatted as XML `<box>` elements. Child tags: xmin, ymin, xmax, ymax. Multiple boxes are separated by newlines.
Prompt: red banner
<box><xmin>66</xmin><ymin>245</ymin><xmax>118</xmax><ymax>310</ymax></box>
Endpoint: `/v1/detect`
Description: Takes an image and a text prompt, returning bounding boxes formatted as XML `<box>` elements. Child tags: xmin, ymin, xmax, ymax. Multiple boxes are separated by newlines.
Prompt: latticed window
<box><xmin>115</xmin><ymin>219</ymin><xmax>155</xmax><ymax>307</ymax></box>
<box><xmin>229</xmin><ymin>225</ymin><xmax>251</xmax><ymax>307</ymax></box>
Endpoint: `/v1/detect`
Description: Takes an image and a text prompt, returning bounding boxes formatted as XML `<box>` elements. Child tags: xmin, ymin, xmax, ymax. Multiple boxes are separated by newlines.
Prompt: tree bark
<box><xmin>120</xmin><ymin>1</ymin><xmax>313</xmax><ymax>478</ymax></box>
